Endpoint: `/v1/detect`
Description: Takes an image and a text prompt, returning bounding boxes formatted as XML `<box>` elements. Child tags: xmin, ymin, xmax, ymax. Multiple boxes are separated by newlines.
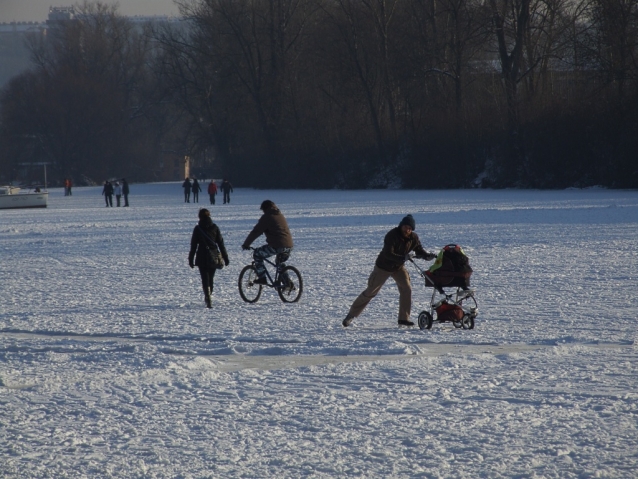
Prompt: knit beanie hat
<box><xmin>399</xmin><ymin>214</ymin><xmax>416</xmax><ymax>230</ymax></box>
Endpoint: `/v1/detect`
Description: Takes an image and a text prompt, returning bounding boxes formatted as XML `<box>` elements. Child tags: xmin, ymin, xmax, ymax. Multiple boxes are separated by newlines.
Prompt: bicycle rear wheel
<box><xmin>277</xmin><ymin>266</ymin><xmax>303</xmax><ymax>303</ymax></box>
<box><xmin>238</xmin><ymin>265</ymin><xmax>262</xmax><ymax>303</ymax></box>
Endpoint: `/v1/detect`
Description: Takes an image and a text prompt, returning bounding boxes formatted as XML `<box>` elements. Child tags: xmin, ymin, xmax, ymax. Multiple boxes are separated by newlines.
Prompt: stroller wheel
<box><xmin>453</xmin><ymin>319</ymin><xmax>463</xmax><ymax>328</ymax></box>
<box><xmin>462</xmin><ymin>314</ymin><xmax>475</xmax><ymax>330</ymax></box>
<box><xmin>418</xmin><ymin>311</ymin><xmax>433</xmax><ymax>330</ymax></box>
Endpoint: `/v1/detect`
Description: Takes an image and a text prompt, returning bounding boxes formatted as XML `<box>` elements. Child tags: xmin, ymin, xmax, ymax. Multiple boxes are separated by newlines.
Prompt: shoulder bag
<box><xmin>197</xmin><ymin>225</ymin><xmax>224</xmax><ymax>270</ymax></box>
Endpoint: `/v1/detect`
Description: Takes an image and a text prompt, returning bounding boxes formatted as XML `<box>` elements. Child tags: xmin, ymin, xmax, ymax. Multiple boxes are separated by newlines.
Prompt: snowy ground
<box><xmin>1</xmin><ymin>184</ymin><xmax>637</xmax><ymax>478</ymax></box>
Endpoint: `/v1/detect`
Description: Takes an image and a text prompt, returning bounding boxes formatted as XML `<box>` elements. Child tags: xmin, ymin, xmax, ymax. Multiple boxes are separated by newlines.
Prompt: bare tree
<box><xmin>581</xmin><ymin>0</ymin><xmax>638</xmax><ymax>101</ymax></box>
<box><xmin>5</xmin><ymin>2</ymin><xmax>159</xmax><ymax>181</ymax></box>
<box><xmin>166</xmin><ymin>0</ymin><xmax>319</xmax><ymax>184</ymax></box>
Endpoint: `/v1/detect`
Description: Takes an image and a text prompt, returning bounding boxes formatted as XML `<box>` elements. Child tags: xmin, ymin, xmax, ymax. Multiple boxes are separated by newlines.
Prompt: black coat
<box><xmin>221</xmin><ymin>181</ymin><xmax>233</xmax><ymax>193</ymax></box>
<box><xmin>375</xmin><ymin>227</ymin><xmax>427</xmax><ymax>272</ymax></box>
<box><xmin>189</xmin><ymin>218</ymin><xmax>229</xmax><ymax>268</ymax></box>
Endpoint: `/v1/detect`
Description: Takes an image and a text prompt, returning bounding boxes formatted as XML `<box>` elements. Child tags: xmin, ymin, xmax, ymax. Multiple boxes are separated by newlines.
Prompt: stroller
<box><xmin>409</xmin><ymin>244</ymin><xmax>478</xmax><ymax>330</ymax></box>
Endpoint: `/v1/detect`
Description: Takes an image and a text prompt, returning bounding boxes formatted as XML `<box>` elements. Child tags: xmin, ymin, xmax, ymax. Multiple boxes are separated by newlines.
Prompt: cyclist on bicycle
<box><xmin>242</xmin><ymin>200</ymin><xmax>293</xmax><ymax>285</ymax></box>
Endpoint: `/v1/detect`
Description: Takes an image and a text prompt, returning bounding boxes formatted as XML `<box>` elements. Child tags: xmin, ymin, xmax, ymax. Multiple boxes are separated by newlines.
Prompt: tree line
<box><xmin>1</xmin><ymin>0</ymin><xmax>637</xmax><ymax>188</ymax></box>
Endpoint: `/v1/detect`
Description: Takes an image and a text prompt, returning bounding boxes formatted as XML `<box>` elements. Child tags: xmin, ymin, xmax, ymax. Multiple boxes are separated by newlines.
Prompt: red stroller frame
<box><xmin>409</xmin><ymin>244</ymin><xmax>478</xmax><ymax>330</ymax></box>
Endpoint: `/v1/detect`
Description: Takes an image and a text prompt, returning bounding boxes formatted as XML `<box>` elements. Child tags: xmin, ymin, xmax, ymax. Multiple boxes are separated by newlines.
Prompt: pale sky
<box><xmin>0</xmin><ymin>0</ymin><xmax>179</xmax><ymax>22</ymax></box>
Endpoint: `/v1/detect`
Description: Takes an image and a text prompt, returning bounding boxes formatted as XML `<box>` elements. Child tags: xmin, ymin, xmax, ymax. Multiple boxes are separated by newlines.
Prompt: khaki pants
<box><xmin>347</xmin><ymin>265</ymin><xmax>412</xmax><ymax>322</ymax></box>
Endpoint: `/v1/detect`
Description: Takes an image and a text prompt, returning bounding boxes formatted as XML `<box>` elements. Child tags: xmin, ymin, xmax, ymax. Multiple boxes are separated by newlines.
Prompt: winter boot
<box><xmin>342</xmin><ymin>315</ymin><xmax>355</xmax><ymax>327</ymax></box>
<box><xmin>205</xmin><ymin>295</ymin><xmax>212</xmax><ymax>309</ymax></box>
<box><xmin>398</xmin><ymin>319</ymin><xmax>414</xmax><ymax>326</ymax></box>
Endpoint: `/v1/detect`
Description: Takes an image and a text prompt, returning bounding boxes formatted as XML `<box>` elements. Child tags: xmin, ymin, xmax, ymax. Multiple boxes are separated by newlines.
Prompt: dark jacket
<box><xmin>375</xmin><ymin>227</ymin><xmax>427</xmax><ymax>272</ymax></box>
<box><xmin>242</xmin><ymin>206</ymin><xmax>293</xmax><ymax>249</ymax></box>
<box><xmin>182</xmin><ymin>179</ymin><xmax>192</xmax><ymax>192</ymax></box>
<box><xmin>102</xmin><ymin>183</ymin><xmax>113</xmax><ymax>196</ymax></box>
<box><xmin>189</xmin><ymin>217</ymin><xmax>229</xmax><ymax>268</ymax></box>
<box><xmin>221</xmin><ymin>181</ymin><xmax>233</xmax><ymax>193</ymax></box>
<box><xmin>192</xmin><ymin>179</ymin><xmax>201</xmax><ymax>193</ymax></box>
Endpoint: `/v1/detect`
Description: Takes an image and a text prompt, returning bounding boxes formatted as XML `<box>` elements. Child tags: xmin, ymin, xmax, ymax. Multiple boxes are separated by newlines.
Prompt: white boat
<box><xmin>0</xmin><ymin>186</ymin><xmax>48</xmax><ymax>209</ymax></box>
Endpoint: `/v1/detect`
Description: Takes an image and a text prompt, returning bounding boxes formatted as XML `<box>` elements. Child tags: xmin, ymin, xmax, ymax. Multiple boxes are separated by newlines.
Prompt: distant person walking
<box><xmin>192</xmin><ymin>178</ymin><xmax>202</xmax><ymax>203</ymax></box>
<box><xmin>188</xmin><ymin>208</ymin><xmax>229</xmax><ymax>309</ymax></box>
<box><xmin>102</xmin><ymin>180</ymin><xmax>113</xmax><ymax>207</ymax></box>
<box><xmin>208</xmin><ymin>180</ymin><xmax>218</xmax><ymax>205</ymax></box>
<box><xmin>64</xmin><ymin>178</ymin><xmax>72</xmax><ymax>196</ymax></box>
<box><xmin>122</xmin><ymin>178</ymin><xmax>130</xmax><ymax>207</ymax></box>
<box><xmin>182</xmin><ymin>178</ymin><xmax>192</xmax><ymax>203</ymax></box>
<box><xmin>221</xmin><ymin>179</ymin><xmax>233</xmax><ymax>204</ymax></box>
<box><xmin>67</xmin><ymin>178</ymin><xmax>73</xmax><ymax>196</ymax></box>
<box><xmin>114</xmin><ymin>181</ymin><xmax>122</xmax><ymax>207</ymax></box>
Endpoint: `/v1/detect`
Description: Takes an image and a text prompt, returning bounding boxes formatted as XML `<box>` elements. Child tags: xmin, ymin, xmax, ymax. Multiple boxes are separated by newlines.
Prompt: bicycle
<box><xmin>238</xmin><ymin>248</ymin><xmax>303</xmax><ymax>303</ymax></box>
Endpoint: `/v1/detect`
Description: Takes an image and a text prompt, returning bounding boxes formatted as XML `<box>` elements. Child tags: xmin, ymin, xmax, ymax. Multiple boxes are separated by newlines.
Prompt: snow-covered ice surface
<box><xmin>1</xmin><ymin>184</ymin><xmax>637</xmax><ymax>478</ymax></box>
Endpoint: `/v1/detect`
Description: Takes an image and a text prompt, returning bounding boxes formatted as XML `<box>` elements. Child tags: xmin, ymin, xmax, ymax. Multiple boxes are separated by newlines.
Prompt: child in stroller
<box><xmin>409</xmin><ymin>244</ymin><xmax>478</xmax><ymax>330</ymax></box>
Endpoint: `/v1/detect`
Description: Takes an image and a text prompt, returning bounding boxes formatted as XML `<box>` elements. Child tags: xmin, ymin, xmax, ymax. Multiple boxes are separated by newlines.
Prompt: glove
<box><xmin>424</xmin><ymin>252</ymin><xmax>436</xmax><ymax>261</ymax></box>
<box><xmin>242</xmin><ymin>245</ymin><xmax>250</xmax><ymax>251</ymax></box>
<box><xmin>224</xmin><ymin>259</ymin><xmax>230</xmax><ymax>267</ymax></box>
<box><xmin>189</xmin><ymin>262</ymin><xmax>195</xmax><ymax>269</ymax></box>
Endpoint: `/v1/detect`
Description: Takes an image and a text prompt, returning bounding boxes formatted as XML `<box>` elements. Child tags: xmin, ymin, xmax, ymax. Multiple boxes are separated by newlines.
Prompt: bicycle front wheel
<box><xmin>277</xmin><ymin>266</ymin><xmax>303</xmax><ymax>303</ymax></box>
<box><xmin>238</xmin><ymin>265</ymin><xmax>262</xmax><ymax>303</ymax></box>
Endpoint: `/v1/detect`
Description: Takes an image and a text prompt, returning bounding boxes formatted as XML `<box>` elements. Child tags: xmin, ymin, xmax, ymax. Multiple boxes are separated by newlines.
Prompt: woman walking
<box><xmin>188</xmin><ymin>209</ymin><xmax>229</xmax><ymax>308</ymax></box>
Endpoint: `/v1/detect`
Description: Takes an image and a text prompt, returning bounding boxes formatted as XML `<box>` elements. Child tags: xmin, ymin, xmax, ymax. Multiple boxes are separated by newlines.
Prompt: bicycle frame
<box><xmin>239</xmin><ymin>249</ymin><xmax>303</xmax><ymax>304</ymax></box>
<box><xmin>249</xmin><ymin>248</ymin><xmax>289</xmax><ymax>290</ymax></box>
<box><xmin>253</xmin><ymin>257</ymin><xmax>285</xmax><ymax>288</ymax></box>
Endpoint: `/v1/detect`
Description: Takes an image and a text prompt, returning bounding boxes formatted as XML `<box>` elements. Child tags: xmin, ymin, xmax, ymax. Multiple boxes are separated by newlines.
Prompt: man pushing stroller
<box><xmin>343</xmin><ymin>215</ymin><xmax>436</xmax><ymax>327</ymax></box>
